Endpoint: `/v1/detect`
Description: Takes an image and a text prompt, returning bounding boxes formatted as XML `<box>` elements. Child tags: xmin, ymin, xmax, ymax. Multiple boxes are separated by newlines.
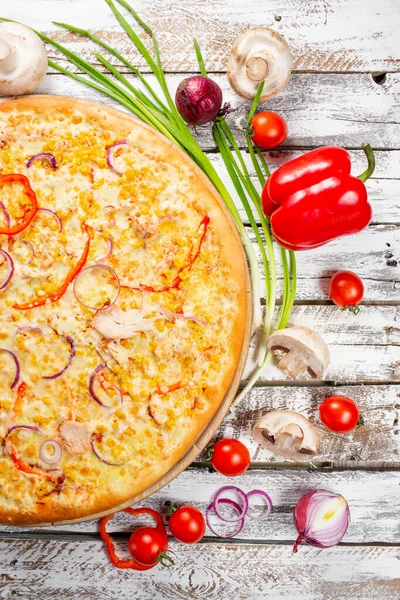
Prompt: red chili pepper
<box><xmin>100</xmin><ymin>508</ymin><xmax>167</xmax><ymax>570</ymax></box>
<box><xmin>261</xmin><ymin>145</ymin><xmax>375</xmax><ymax>250</ymax></box>
<box><xmin>0</xmin><ymin>174</ymin><xmax>38</xmax><ymax>236</ymax></box>
<box><xmin>122</xmin><ymin>215</ymin><xmax>209</xmax><ymax>293</ymax></box>
<box><xmin>13</xmin><ymin>225</ymin><xmax>90</xmax><ymax>310</ymax></box>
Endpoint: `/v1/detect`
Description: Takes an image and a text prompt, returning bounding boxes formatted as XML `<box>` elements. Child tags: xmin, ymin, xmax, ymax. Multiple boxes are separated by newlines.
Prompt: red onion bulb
<box><xmin>175</xmin><ymin>75</ymin><xmax>223</xmax><ymax>125</ymax></box>
<box><xmin>293</xmin><ymin>489</ymin><xmax>350</xmax><ymax>553</ymax></box>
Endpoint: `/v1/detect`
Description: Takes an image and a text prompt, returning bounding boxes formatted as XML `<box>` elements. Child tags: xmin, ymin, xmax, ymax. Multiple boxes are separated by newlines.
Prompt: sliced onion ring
<box><xmin>73</xmin><ymin>264</ymin><xmax>120</xmax><ymax>310</ymax></box>
<box><xmin>246</xmin><ymin>489</ymin><xmax>273</xmax><ymax>520</ymax></box>
<box><xmin>0</xmin><ymin>201</ymin><xmax>11</xmax><ymax>227</ymax></box>
<box><xmin>4</xmin><ymin>424</ymin><xmax>43</xmax><ymax>446</ymax></box>
<box><xmin>95</xmin><ymin>237</ymin><xmax>113</xmax><ymax>263</ymax></box>
<box><xmin>43</xmin><ymin>336</ymin><xmax>75</xmax><ymax>380</ymax></box>
<box><xmin>22</xmin><ymin>240</ymin><xmax>35</xmax><ymax>264</ymax></box>
<box><xmin>40</xmin><ymin>439</ymin><xmax>62</xmax><ymax>465</ymax></box>
<box><xmin>91</xmin><ymin>435</ymin><xmax>127</xmax><ymax>466</ymax></box>
<box><xmin>89</xmin><ymin>364</ymin><xmax>123</xmax><ymax>408</ymax></box>
<box><xmin>212</xmin><ymin>485</ymin><xmax>249</xmax><ymax>523</ymax></box>
<box><xmin>171</xmin><ymin>312</ymin><xmax>207</xmax><ymax>326</ymax></box>
<box><xmin>0</xmin><ymin>249</ymin><xmax>14</xmax><ymax>290</ymax></box>
<box><xmin>37</xmin><ymin>208</ymin><xmax>63</xmax><ymax>232</ymax></box>
<box><xmin>206</xmin><ymin>499</ymin><xmax>245</xmax><ymax>538</ymax></box>
<box><xmin>26</xmin><ymin>153</ymin><xmax>58</xmax><ymax>169</ymax></box>
<box><xmin>0</xmin><ymin>349</ymin><xmax>20</xmax><ymax>389</ymax></box>
<box><xmin>106</xmin><ymin>140</ymin><xmax>127</xmax><ymax>176</ymax></box>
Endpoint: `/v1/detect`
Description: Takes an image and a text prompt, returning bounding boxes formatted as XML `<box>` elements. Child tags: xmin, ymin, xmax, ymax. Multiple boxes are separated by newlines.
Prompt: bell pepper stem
<box><xmin>358</xmin><ymin>143</ymin><xmax>375</xmax><ymax>182</ymax></box>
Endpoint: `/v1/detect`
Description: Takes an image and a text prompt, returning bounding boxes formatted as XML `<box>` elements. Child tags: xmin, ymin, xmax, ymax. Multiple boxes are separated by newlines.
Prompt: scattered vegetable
<box><xmin>106</xmin><ymin>140</ymin><xmax>127</xmax><ymax>175</ymax></box>
<box><xmin>39</xmin><ymin>439</ymin><xmax>62</xmax><ymax>465</ymax></box>
<box><xmin>26</xmin><ymin>153</ymin><xmax>58</xmax><ymax>169</ymax></box>
<box><xmin>213</xmin><ymin>486</ymin><xmax>249</xmax><ymax>522</ymax></box>
<box><xmin>73</xmin><ymin>264</ymin><xmax>121</xmax><ymax>310</ymax></box>
<box><xmin>319</xmin><ymin>396</ymin><xmax>360</xmax><ymax>433</ymax></box>
<box><xmin>227</xmin><ymin>27</ymin><xmax>292</xmax><ymax>101</ymax></box>
<box><xmin>293</xmin><ymin>489</ymin><xmax>350</xmax><ymax>553</ymax></box>
<box><xmin>250</xmin><ymin>111</ymin><xmax>288</xmax><ymax>148</ymax></box>
<box><xmin>168</xmin><ymin>505</ymin><xmax>206</xmax><ymax>544</ymax></box>
<box><xmin>0</xmin><ymin>21</ymin><xmax>47</xmax><ymax>95</ymax></box>
<box><xmin>206</xmin><ymin>486</ymin><xmax>273</xmax><ymax>538</ymax></box>
<box><xmin>0</xmin><ymin>348</ymin><xmax>20</xmax><ymax>388</ymax></box>
<box><xmin>175</xmin><ymin>75</ymin><xmax>223</xmax><ymax>125</ymax></box>
<box><xmin>42</xmin><ymin>335</ymin><xmax>75</xmax><ymax>380</ymax></box>
<box><xmin>0</xmin><ymin>174</ymin><xmax>38</xmax><ymax>236</ymax></box>
<box><xmin>0</xmin><ymin>249</ymin><xmax>14</xmax><ymax>290</ymax></box>
<box><xmin>128</xmin><ymin>526</ymin><xmax>173</xmax><ymax>566</ymax></box>
<box><xmin>246</xmin><ymin>489</ymin><xmax>273</xmax><ymax>519</ymax></box>
<box><xmin>261</xmin><ymin>145</ymin><xmax>375</xmax><ymax>250</ymax></box>
<box><xmin>36</xmin><ymin>208</ymin><xmax>63</xmax><ymax>232</ymax></box>
<box><xmin>89</xmin><ymin>364</ymin><xmax>123</xmax><ymax>408</ymax></box>
<box><xmin>252</xmin><ymin>410</ymin><xmax>320</xmax><ymax>461</ymax></box>
<box><xmin>266</xmin><ymin>326</ymin><xmax>330</xmax><ymax>380</ymax></box>
<box><xmin>206</xmin><ymin>498</ymin><xmax>245</xmax><ymax>538</ymax></box>
<box><xmin>210</xmin><ymin>439</ymin><xmax>250</xmax><ymax>477</ymax></box>
<box><xmin>100</xmin><ymin>507</ymin><xmax>169</xmax><ymax>570</ymax></box>
<box><xmin>13</xmin><ymin>225</ymin><xmax>90</xmax><ymax>310</ymax></box>
<box><xmin>329</xmin><ymin>270</ymin><xmax>364</xmax><ymax>314</ymax></box>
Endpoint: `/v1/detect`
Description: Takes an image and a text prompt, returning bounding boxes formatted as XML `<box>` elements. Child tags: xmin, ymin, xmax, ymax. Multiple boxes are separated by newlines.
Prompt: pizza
<box><xmin>0</xmin><ymin>96</ymin><xmax>249</xmax><ymax>525</ymax></box>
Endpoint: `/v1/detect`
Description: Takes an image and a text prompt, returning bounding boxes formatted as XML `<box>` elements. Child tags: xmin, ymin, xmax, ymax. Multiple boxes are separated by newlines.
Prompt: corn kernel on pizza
<box><xmin>0</xmin><ymin>96</ymin><xmax>249</xmax><ymax>525</ymax></box>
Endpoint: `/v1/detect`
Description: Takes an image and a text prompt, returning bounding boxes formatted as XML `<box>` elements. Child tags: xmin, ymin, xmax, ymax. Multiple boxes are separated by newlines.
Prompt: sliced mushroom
<box><xmin>252</xmin><ymin>410</ymin><xmax>320</xmax><ymax>461</ymax></box>
<box><xmin>0</xmin><ymin>22</ymin><xmax>47</xmax><ymax>96</ymax></box>
<box><xmin>227</xmin><ymin>27</ymin><xmax>292</xmax><ymax>101</ymax></box>
<box><xmin>267</xmin><ymin>326</ymin><xmax>330</xmax><ymax>379</ymax></box>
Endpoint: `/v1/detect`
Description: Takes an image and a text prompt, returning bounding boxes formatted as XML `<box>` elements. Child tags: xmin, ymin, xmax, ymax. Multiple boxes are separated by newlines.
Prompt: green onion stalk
<box><xmin>1</xmin><ymin>0</ymin><xmax>297</xmax><ymax>405</ymax></box>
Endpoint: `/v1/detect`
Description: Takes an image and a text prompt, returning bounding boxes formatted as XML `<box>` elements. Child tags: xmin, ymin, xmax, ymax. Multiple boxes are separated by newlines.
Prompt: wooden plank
<box><xmin>243</xmin><ymin>305</ymin><xmax>400</xmax><ymax>383</ymax></box>
<box><xmin>208</xmin><ymin>152</ymin><xmax>400</xmax><ymax>226</ymax></box>
<box><xmin>2</xmin><ymin>469</ymin><xmax>400</xmax><ymax>542</ymax></box>
<box><xmin>5</xmin><ymin>0</ymin><xmax>400</xmax><ymax>73</ymax></box>
<box><xmin>36</xmin><ymin>72</ymin><xmax>400</xmax><ymax>150</ymax></box>
<box><xmin>0</xmin><ymin>541</ymin><xmax>399</xmax><ymax>600</ymax></box>
<box><xmin>218</xmin><ymin>384</ymin><xmax>400</xmax><ymax>465</ymax></box>
<box><xmin>252</xmin><ymin>225</ymin><xmax>400</xmax><ymax>302</ymax></box>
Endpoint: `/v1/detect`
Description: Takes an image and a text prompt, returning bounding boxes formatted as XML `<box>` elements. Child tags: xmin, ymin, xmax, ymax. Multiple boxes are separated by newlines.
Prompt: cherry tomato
<box><xmin>128</xmin><ymin>526</ymin><xmax>168</xmax><ymax>566</ymax></box>
<box><xmin>329</xmin><ymin>271</ymin><xmax>364</xmax><ymax>312</ymax></box>
<box><xmin>319</xmin><ymin>396</ymin><xmax>360</xmax><ymax>433</ymax></box>
<box><xmin>169</xmin><ymin>506</ymin><xmax>206</xmax><ymax>544</ymax></box>
<box><xmin>211</xmin><ymin>438</ymin><xmax>250</xmax><ymax>477</ymax></box>
<box><xmin>251</xmin><ymin>112</ymin><xmax>288</xmax><ymax>148</ymax></box>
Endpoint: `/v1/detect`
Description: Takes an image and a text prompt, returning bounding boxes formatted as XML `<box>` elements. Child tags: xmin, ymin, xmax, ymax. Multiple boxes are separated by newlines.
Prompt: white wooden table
<box><xmin>1</xmin><ymin>1</ymin><xmax>400</xmax><ymax>598</ymax></box>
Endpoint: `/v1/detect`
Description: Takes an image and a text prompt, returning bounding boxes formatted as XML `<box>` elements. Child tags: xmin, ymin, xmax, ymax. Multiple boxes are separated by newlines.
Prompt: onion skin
<box><xmin>293</xmin><ymin>489</ymin><xmax>350</xmax><ymax>553</ymax></box>
<box><xmin>175</xmin><ymin>76</ymin><xmax>223</xmax><ymax>125</ymax></box>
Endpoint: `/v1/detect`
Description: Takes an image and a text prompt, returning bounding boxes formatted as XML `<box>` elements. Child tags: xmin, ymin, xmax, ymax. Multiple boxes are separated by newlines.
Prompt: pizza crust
<box><xmin>0</xmin><ymin>95</ymin><xmax>251</xmax><ymax>525</ymax></box>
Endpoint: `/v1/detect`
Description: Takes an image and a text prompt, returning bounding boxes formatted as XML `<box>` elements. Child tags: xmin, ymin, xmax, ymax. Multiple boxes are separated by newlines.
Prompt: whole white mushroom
<box><xmin>0</xmin><ymin>21</ymin><xmax>48</xmax><ymax>96</ymax></box>
<box><xmin>227</xmin><ymin>27</ymin><xmax>292</xmax><ymax>101</ymax></box>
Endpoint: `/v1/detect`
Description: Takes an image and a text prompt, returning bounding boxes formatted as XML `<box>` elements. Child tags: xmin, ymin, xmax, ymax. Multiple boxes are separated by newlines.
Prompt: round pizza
<box><xmin>0</xmin><ymin>96</ymin><xmax>249</xmax><ymax>525</ymax></box>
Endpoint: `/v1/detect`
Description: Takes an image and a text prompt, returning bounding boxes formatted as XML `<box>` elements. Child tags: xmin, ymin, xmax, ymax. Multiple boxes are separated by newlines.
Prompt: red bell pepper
<box><xmin>261</xmin><ymin>144</ymin><xmax>375</xmax><ymax>251</ymax></box>
<box><xmin>0</xmin><ymin>174</ymin><xmax>38</xmax><ymax>236</ymax></box>
<box><xmin>100</xmin><ymin>507</ymin><xmax>168</xmax><ymax>570</ymax></box>
<box><xmin>13</xmin><ymin>224</ymin><xmax>90</xmax><ymax>310</ymax></box>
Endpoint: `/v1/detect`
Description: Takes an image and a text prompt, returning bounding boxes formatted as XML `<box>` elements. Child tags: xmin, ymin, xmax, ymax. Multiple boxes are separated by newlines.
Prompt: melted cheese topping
<box><xmin>0</xmin><ymin>105</ymin><xmax>240</xmax><ymax>518</ymax></box>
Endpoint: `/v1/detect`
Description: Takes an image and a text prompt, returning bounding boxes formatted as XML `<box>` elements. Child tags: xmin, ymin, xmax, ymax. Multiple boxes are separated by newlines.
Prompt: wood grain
<box><xmin>0</xmin><ymin>540</ymin><xmax>399</xmax><ymax>600</ymax></box>
<box><xmin>2</xmin><ymin>469</ymin><xmax>400</xmax><ymax>541</ymax></box>
<box><xmin>4</xmin><ymin>0</ymin><xmax>400</xmax><ymax>73</ymax></box>
<box><xmin>252</xmin><ymin>225</ymin><xmax>400</xmax><ymax>302</ymax></box>
<box><xmin>243</xmin><ymin>305</ymin><xmax>400</xmax><ymax>383</ymax></box>
<box><xmin>216</xmin><ymin>384</ymin><xmax>400</xmax><ymax>465</ymax></box>
<box><xmin>36</xmin><ymin>73</ymin><xmax>400</xmax><ymax>150</ymax></box>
